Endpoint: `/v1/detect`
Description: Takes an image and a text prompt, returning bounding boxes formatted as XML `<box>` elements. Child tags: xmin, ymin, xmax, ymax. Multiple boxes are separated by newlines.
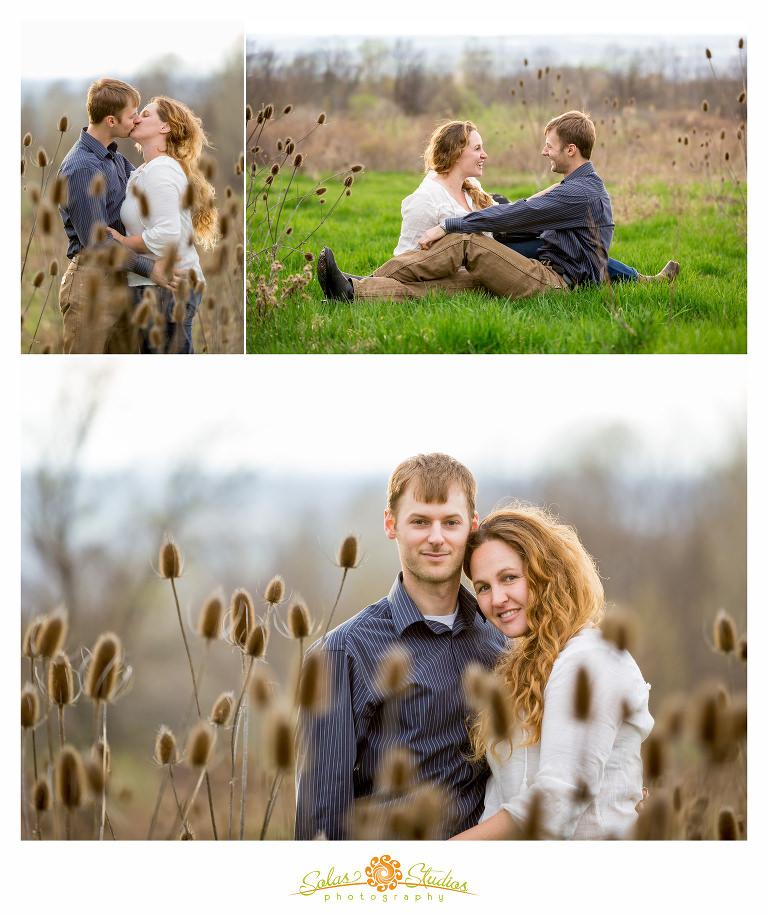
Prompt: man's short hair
<box><xmin>544</xmin><ymin>110</ymin><xmax>596</xmax><ymax>160</ymax></box>
<box><xmin>87</xmin><ymin>78</ymin><xmax>141</xmax><ymax>125</ymax></box>
<box><xmin>387</xmin><ymin>453</ymin><xmax>477</xmax><ymax>520</ymax></box>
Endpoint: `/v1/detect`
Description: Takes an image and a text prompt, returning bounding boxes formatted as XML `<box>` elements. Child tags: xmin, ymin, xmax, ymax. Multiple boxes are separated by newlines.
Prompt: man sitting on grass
<box><xmin>317</xmin><ymin>109</ymin><xmax>678</xmax><ymax>303</ymax></box>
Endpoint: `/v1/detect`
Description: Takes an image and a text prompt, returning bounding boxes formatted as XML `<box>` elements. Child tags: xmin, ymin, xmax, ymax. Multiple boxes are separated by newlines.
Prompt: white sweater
<box><xmin>120</xmin><ymin>156</ymin><xmax>204</xmax><ymax>286</ymax></box>
<box><xmin>481</xmin><ymin>627</ymin><xmax>654</xmax><ymax>840</ymax></box>
<box><xmin>394</xmin><ymin>173</ymin><xmax>493</xmax><ymax>255</ymax></box>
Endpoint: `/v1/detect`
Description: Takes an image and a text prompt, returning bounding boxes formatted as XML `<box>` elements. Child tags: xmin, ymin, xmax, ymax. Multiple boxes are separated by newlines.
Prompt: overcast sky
<box><xmin>19</xmin><ymin>356</ymin><xmax>746</xmax><ymax>480</ymax></box>
<box><xmin>20</xmin><ymin>21</ymin><xmax>242</xmax><ymax>82</ymax></box>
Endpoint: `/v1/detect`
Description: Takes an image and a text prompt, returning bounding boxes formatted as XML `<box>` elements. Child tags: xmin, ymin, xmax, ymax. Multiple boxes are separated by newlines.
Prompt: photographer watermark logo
<box><xmin>294</xmin><ymin>854</ymin><xmax>476</xmax><ymax>903</ymax></box>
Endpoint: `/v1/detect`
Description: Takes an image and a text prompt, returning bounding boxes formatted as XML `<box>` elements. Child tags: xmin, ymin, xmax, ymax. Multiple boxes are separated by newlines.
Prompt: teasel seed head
<box><xmin>197</xmin><ymin>589</ymin><xmax>225</xmax><ymax>640</ymax></box>
<box><xmin>293</xmin><ymin>153</ymin><xmax>303</xmax><ymax>168</ymax></box>
<box><xmin>86</xmin><ymin>740</ymin><xmax>111</xmax><ymax>792</ymax></box>
<box><xmin>158</xmin><ymin>533</ymin><xmax>183</xmax><ymax>579</ymax></box>
<box><xmin>267</xmin><ymin>708</ymin><xmax>294</xmax><ymax>770</ymax></box>
<box><xmin>37</xmin><ymin>606</ymin><xmax>69</xmax><ymax>659</ymax></box>
<box><xmin>245</xmin><ymin>621</ymin><xmax>268</xmax><ymax>659</ymax></box>
<box><xmin>717</xmin><ymin>807</ymin><xmax>738</xmax><ymax>840</ymax></box>
<box><xmin>32</xmin><ymin>270</ymin><xmax>44</xmax><ymax>288</ymax></box>
<box><xmin>36</xmin><ymin>147</ymin><xmax>49</xmax><ymax>167</ymax></box>
<box><xmin>338</xmin><ymin>534</ymin><xmax>359</xmax><ymax>569</ymax></box>
<box><xmin>246</xmin><ymin>104</ymin><xmax>253</xmax><ymax>121</ymax></box>
<box><xmin>21</xmin><ymin>683</ymin><xmax>40</xmax><ymax>729</ymax></box>
<box><xmin>23</xmin><ymin>132</ymin><xmax>32</xmax><ymax>147</ymax></box>
<box><xmin>316</xmin><ymin>112</ymin><xmax>326</xmax><ymax>124</ymax></box>
<box><xmin>635</xmin><ymin>790</ymin><xmax>672</xmax><ymax>840</ymax></box>
<box><xmin>462</xmin><ymin>662</ymin><xmax>491</xmax><ymax>709</ymax></box>
<box><xmin>33</xmin><ymin>777</ymin><xmax>52</xmax><ymax>813</ymax></box>
<box><xmin>376</xmin><ymin>746</ymin><xmax>416</xmax><ymax>796</ymax></box>
<box><xmin>264</xmin><ymin>575</ymin><xmax>285</xmax><ymax>606</ymax></box>
<box><xmin>22</xmin><ymin>616</ymin><xmax>44</xmax><ymax>658</ymax></box>
<box><xmin>599</xmin><ymin>607</ymin><xmax>634</xmax><ymax>652</ymax></box>
<box><xmin>249</xmin><ymin>666</ymin><xmax>275</xmax><ymax>709</ymax></box>
<box><xmin>155</xmin><ymin>725</ymin><xmax>179</xmax><ymax>766</ymax></box>
<box><xmin>672</xmin><ymin>784</ymin><xmax>683</xmax><ymax>812</ymax></box>
<box><xmin>229</xmin><ymin>588</ymin><xmax>254</xmax><ymax>647</ymax></box>
<box><xmin>298</xmin><ymin>651</ymin><xmax>328</xmax><ymax>712</ymax></box>
<box><xmin>737</xmin><ymin>91</ymin><xmax>746</xmax><ymax>104</ymax></box>
<box><xmin>287</xmin><ymin>597</ymin><xmax>311</xmax><ymax>639</ymax></box>
<box><xmin>209</xmin><ymin>691</ymin><xmax>235</xmax><ymax>728</ymax></box>
<box><xmin>521</xmin><ymin>787</ymin><xmax>543</xmax><ymax>840</ymax></box>
<box><xmin>185</xmin><ymin>722</ymin><xmax>216</xmax><ymax>768</ymax></box>
<box><xmin>701</xmin><ymin>100</ymin><xmax>709</xmax><ymax>112</ymax></box>
<box><xmin>84</xmin><ymin>631</ymin><xmax>123</xmax><ymax>703</ymax></box>
<box><xmin>89</xmin><ymin>172</ymin><xmax>106</xmax><ymax>197</ymax></box>
<box><xmin>573</xmin><ymin>665</ymin><xmax>592</xmax><ymax>721</ymax></box>
<box><xmin>713</xmin><ymin>609</ymin><xmax>737</xmax><ymax>653</ymax></box>
<box><xmin>641</xmin><ymin>734</ymin><xmax>665</xmax><ymax>782</ymax></box>
<box><xmin>375</xmin><ymin>644</ymin><xmax>412</xmax><ymax>698</ymax></box>
<box><xmin>49</xmin><ymin>259</ymin><xmax>59</xmax><ymax>276</ymax></box>
<box><xmin>737</xmin><ymin>636</ymin><xmax>746</xmax><ymax>662</ymax></box>
<box><xmin>55</xmin><ymin>745</ymin><xmax>87</xmax><ymax>809</ymax></box>
<box><xmin>49</xmin><ymin>651</ymin><xmax>75</xmax><ymax>706</ymax></box>
<box><xmin>263</xmin><ymin>104</ymin><xmax>274</xmax><ymax>119</ymax></box>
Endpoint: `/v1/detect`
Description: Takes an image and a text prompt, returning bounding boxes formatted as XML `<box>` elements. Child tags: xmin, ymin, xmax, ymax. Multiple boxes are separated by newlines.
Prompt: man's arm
<box><xmin>294</xmin><ymin>644</ymin><xmax>357</xmax><ymax>840</ymax></box>
<box><xmin>418</xmin><ymin>184</ymin><xmax>578</xmax><ymax>249</ymax></box>
<box><xmin>60</xmin><ymin>163</ymin><xmax>158</xmax><ymax>280</ymax></box>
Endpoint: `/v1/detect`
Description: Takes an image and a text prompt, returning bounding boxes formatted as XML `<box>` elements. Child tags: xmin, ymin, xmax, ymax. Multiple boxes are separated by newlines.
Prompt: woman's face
<box><xmin>130</xmin><ymin>102</ymin><xmax>169</xmax><ymax>146</ymax></box>
<box><xmin>454</xmin><ymin>129</ymin><xmax>487</xmax><ymax>180</ymax></box>
<box><xmin>470</xmin><ymin>539</ymin><xmax>530</xmax><ymax>638</ymax></box>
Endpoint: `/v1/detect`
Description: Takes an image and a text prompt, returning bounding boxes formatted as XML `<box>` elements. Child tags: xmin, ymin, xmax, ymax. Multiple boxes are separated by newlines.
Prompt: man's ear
<box><xmin>105</xmin><ymin>115</ymin><xmax>116</xmax><ymax>127</ymax></box>
<box><xmin>384</xmin><ymin>509</ymin><xmax>397</xmax><ymax>540</ymax></box>
<box><xmin>471</xmin><ymin>511</ymin><xmax>479</xmax><ymax>532</ymax></box>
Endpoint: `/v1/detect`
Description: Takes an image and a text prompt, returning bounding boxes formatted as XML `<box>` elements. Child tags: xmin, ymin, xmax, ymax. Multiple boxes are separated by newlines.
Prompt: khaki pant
<box><xmin>353</xmin><ymin>233</ymin><xmax>569</xmax><ymax>302</ymax></box>
<box><xmin>59</xmin><ymin>258</ymin><xmax>138</xmax><ymax>354</ymax></box>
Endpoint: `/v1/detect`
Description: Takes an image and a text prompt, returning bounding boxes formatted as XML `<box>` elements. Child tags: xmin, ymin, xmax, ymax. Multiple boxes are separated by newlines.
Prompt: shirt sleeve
<box><xmin>500</xmin><ymin>641</ymin><xmax>630</xmax><ymax>839</ymax></box>
<box><xmin>394</xmin><ymin>187</ymin><xmax>442</xmax><ymax>255</ymax></box>
<box><xmin>444</xmin><ymin>182</ymin><xmax>583</xmax><ymax>237</ymax></box>
<box><xmin>294</xmin><ymin>643</ymin><xmax>358</xmax><ymax>840</ymax></box>
<box><xmin>135</xmin><ymin>160</ymin><xmax>186</xmax><ymax>256</ymax></box>
<box><xmin>60</xmin><ymin>161</ymin><xmax>155</xmax><ymax>279</ymax></box>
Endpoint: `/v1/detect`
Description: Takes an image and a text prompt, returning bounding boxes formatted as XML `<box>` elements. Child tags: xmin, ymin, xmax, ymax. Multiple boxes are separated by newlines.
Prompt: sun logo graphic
<box><xmin>365</xmin><ymin>855</ymin><xmax>402</xmax><ymax>892</ymax></box>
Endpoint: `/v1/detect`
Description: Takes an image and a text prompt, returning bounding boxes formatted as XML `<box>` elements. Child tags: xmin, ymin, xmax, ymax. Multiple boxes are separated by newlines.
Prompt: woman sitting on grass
<box><xmin>397</xmin><ymin>119</ymin><xmax>676</xmax><ymax>283</ymax></box>
<box><xmin>453</xmin><ymin>504</ymin><xmax>653</xmax><ymax>840</ymax></box>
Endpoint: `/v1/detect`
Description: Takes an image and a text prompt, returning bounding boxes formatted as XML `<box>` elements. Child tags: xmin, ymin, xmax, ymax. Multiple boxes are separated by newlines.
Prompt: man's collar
<box><xmin>80</xmin><ymin>128</ymin><xmax>119</xmax><ymax>158</ymax></box>
<box><xmin>563</xmin><ymin>160</ymin><xmax>594</xmax><ymax>182</ymax></box>
<box><xmin>387</xmin><ymin>574</ymin><xmax>481</xmax><ymax>636</ymax></box>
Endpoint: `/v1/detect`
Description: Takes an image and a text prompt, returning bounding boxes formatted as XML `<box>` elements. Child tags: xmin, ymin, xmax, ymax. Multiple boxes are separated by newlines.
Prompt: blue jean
<box><xmin>502</xmin><ymin>237</ymin><xmax>639</xmax><ymax>282</ymax></box>
<box><xmin>132</xmin><ymin>285</ymin><xmax>202</xmax><ymax>354</ymax></box>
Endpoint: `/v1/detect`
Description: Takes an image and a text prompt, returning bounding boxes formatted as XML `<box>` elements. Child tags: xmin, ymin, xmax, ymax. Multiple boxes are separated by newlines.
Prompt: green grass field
<box><xmin>246</xmin><ymin>172</ymin><xmax>746</xmax><ymax>354</ymax></box>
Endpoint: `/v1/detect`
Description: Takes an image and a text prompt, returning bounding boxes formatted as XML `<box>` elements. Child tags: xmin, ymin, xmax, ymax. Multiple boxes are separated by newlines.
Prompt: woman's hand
<box><xmin>107</xmin><ymin>228</ymin><xmax>127</xmax><ymax>245</ymax></box>
<box><xmin>418</xmin><ymin>225</ymin><xmax>447</xmax><ymax>250</ymax></box>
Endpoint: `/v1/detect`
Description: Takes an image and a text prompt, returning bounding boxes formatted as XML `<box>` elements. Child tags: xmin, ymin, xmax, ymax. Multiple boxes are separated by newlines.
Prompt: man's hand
<box><xmin>418</xmin><ymin>225</ymin><xmax>447</xmax><ymax>250</ymax></box>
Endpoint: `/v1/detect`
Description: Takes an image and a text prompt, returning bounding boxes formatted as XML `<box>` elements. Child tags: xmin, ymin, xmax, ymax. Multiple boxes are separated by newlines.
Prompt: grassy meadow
<box><xmin>247</xmin><ymin>169</ymin><xmax>746</xmax><ymax>354</ymax></box>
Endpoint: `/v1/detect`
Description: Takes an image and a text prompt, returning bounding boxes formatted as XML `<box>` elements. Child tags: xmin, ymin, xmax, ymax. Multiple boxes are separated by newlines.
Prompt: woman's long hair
<box><xmin>423</xmin><ymin>120</ymin><xmax>495</xmax><ymax>211</ymax></box>
<box><xmin>153</xmin><ymin>96</ymin><xmax>218</xmax><ymax>250</ymax></box>
<box><xmin>463</xmin><ymin>504</ymin><xmax>605</xmax><ymax>760</ymax></box>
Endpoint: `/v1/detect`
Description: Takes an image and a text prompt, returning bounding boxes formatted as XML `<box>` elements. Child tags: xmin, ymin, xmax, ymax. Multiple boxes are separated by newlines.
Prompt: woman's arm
<box><xmin>134</xmin><ymin>160</ymin><xmax>186</xmax><ymax>257</ymax></box>
<box><xmin>449</xmin><ymin>809</ymin><xmax>519</xmax><ymax>840</ymax></box>
<box><xmin>108</xmin><ymin>228</ymin><xmax>150</xmax><ymax>253</ymax></box>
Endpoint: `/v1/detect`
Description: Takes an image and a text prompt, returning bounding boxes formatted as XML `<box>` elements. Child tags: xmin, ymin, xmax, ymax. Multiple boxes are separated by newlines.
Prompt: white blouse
<box><xmin>394</xmin><ymin>173</ymin><xmax>494</xmax><ymax>255</ymax></box>
<box><xmin>481</xmin><ymin>626</ymin><xmax>653</xmax><ymax>840</ymax></box>
<box><xmin>120</xmin><ymin>156</ymin><xmax>204</xmax><ymax>286</ymax></box>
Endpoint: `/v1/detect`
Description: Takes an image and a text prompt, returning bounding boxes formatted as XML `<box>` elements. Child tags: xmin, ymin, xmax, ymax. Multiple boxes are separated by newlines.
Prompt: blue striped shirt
<box><xmin>57</xmin><ymin>129</ymin><xmax>153</xmax><ymax>277</ymax></box>
<box><xmin>444</xmin><ymin>161</ymin><xmax>614</xmax><ymax>285</ymax></box>
<box><xmin>294</xmin><ymin>574</ymin><xmax>506</xmax><ymax>840</ymax></box>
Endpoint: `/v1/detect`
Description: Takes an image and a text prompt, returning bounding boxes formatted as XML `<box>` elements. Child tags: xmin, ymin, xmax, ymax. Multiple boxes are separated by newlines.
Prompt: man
<box><xmin>57</xmin><ymin>78</ymin><xmax>172</xmax><ymax>353</ymax></box>
<box><xmin>294</xmin><ymin>453</ymin><xmax>505</xmax><ymax>840</ymax></box>
<box><xmin>318</xmin><ymin>110</ymin><xmax>676</xmax><ymax>303</ymax></box>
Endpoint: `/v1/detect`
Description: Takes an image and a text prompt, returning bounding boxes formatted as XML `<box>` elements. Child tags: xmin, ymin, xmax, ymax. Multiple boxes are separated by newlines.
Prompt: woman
<box><xmin>454</xmin><ymin>504</ymin><xmax>653</xmax><ymax>840</ymax></box>
<box><xmin>109</xmin><ymin>97</ymin><xmax>217</xmax><ymax>353</ymax></box>
<box><xmin>397</xmin><ymin>120</ymin><xmax>676</xmax><ymax>283</ymax></box>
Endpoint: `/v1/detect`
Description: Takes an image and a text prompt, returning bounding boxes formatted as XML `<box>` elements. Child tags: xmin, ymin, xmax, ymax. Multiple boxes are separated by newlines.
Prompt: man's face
<box><xmin>109</xmin><ymin>104</ymin><xmax>140</xmax><ymax>140</ymax></box>
<box><xmin>542</xmin><ymin>129</ymin><xmax>572</xmax><ymax>175</ymax></box>
<box><xmin>385</xmin><ymin>482</ymin><xmax>477</xmax><ymax>588</ymax></box>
